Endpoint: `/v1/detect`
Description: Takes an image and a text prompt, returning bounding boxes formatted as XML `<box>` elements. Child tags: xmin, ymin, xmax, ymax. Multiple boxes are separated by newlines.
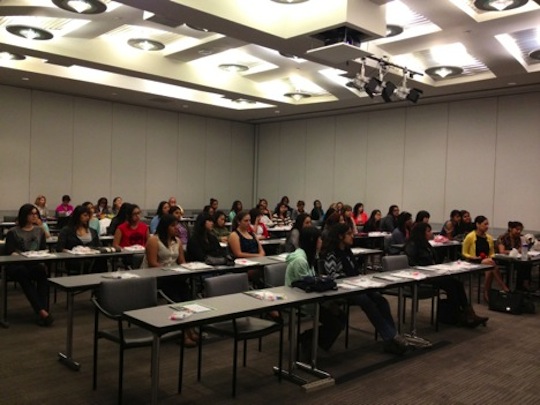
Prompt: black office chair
<box><xmin>92</xmin><ymin>277</ymin><xmax>183</xmax><ymax>404</ymax></box>
<box><xmin>381</xmin><ymin>255</ymin><xmax>439</xmax><ymax>330</ymax></box>
<box><xmin>197</xmin><ymin>273</ymin><xmax>284</xmax><ymax>397</ymax></box>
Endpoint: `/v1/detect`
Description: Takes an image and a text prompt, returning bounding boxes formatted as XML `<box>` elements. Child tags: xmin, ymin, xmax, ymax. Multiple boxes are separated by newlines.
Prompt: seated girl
<box><xmin>272</xmin><ymin>202</ymin><xmax>293</xmax><ymax>227</ymax></box>
<box><xmin>211</xmin><ymin>210</ymin><xmax>231</xmax><ymax>243</ymax></box>
<box><xmin>4</xmin><ymin>204</ymin><xmax>53</xmax><ymax>326</ymax></box>
<box><xmin>187</xmin><ymin>213</ymin><xmax>226</xmax><ymax>262</ymax></box>
<box><xmin>462</xmin><ymin>215</ymin><xmax>509</xmax><ymax>302</ymax></box>
<box><xmin>284</xmin><ymin>213</ymin><xmax>312</xmax><ymax>252</ymax></box>
<box><xmin>142</xmin><ymin>214</ymin><xmax>197</xmax><ymax>346</ymax></box>
<box><xmin>321</xmin><ymin>223</ymin><xmax>409</xmax><ymax>355</ymax></box>
<box><xmin>405</xmin><ymin>222</ymin><xmax>488</xmax><ymax>327</ymax></box>
<box><xmin>497</xmin><ymin>221</ymin><xmax>531</xmax><ymax>291</ymax></box>
<box><xmin>285</xmin><ymin>227</ymin><xmax>345</xmax><ymax>359</ymax></box>
<box><xmin>170</xmin><ymin>205</ymin><xmax>190</xmax><ymax>246</ymax></box>
<box><xmin>150</xmin><ymin>201</ymin><xmax>170</xmax><ymax>234</ymax></box>
<box><xmin>249</xmin><ymin>207</ymin><xmax>269</xmax><ymax>240</ymax></box>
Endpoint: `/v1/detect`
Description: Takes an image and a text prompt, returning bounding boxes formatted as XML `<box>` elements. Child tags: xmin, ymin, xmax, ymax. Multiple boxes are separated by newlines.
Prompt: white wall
<box><xmin>0</xmin><ymin>85</ymin><xmax>255</xmax><ymax>213</ymax></box>
<box><xmin>256</xmin><ymin>92</ymin><xmax>540</xmax><ymax>230</ymax></box>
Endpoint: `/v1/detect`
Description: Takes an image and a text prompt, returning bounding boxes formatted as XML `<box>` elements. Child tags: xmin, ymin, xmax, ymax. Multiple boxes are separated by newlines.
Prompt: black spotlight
<box><xmin>406</xmin><ymin>88</ymin><xmax>423</xmax><ymax>103</ymax></box>
<box><xmin>381</xmin><ymin>81</ymin><xmax>397</xmax><ymax>102</ymax></box>
<box><xmin>364</xmin><ymin>78</ymin><xmax>381</xmax><ymax>98</ymax></box>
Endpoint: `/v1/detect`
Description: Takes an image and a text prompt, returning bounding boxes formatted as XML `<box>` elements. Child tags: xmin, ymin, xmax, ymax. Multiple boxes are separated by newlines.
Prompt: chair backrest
<box><xmin>96</xmin><ymin>277</ymin><xmax>158</xmax><ymax>316</ymax></box>
<box><xmin>264</xmin><ymin>262</ymin><xmax>287</xmax><ymax>287</ymax></box>
<box><xmin>204</xmin><ymin>273</ymin><xmax>249</xmax><ymax>297</ymax></box>
<box><xmin>382</xmin><ymin>255</ymin><xmax>409</xmax><ymax>272</ymax></box>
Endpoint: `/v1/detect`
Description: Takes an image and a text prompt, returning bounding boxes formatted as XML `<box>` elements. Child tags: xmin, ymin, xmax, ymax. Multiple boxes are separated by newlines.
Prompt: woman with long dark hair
<box><xmin>497</xmin><ymin>221</ymin><xmax>531</xmax><ymax>291</ymax></box>
<box><xmin>150</xmin><ymin>201</ymin><xmax>170</xmax><ymax>234</ymax></box>
<box><xmin>462</xmin><ymin>215</ymin><xmax>509</xmax><ymax>302</ymax></box>
<box><xmin>405</xmin><ymin>222</ymin><xmax>488</xmax><ymax>327</ymax></box>
<box><xmin>143</xmin><ymin>214</ymin><xmax>196</xmax><ymax>345</ymax></box>
<box><xmin>285</xmin><ymin>226</ymin><xmax>345</xmax><ymax>358</ymax></box>
<box><xmin>362</xmin><ymin>209</ymin><xmax>382</xmax><ymax>233</ymax></box>
<box><xmin>4</xmin><ymin>204</ymin><xmax>53</xmax><ymax>326</ymax></box>
<box><xmin>321</xmin><ymin>223</ymin><xmax>409</xmax><ymax>355</ymax></box>
<box><xmin>284</xmin><ymin>213</ymin><xmax>312</xmax><ymax>252</ymax></box>
<box><xmin>187</xmin><ymin>212</ymin><xmax>225</xmax><ymax>262</ymax></box>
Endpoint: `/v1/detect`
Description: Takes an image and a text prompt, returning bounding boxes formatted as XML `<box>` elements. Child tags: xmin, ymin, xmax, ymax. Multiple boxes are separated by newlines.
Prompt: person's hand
<box><xmin>479</xmin><ymin>252</ymin><xmax>486</xmax><ymax>260</ymax></box>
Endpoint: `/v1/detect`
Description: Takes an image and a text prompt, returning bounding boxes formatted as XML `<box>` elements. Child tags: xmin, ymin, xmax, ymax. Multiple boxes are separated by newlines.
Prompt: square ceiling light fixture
<box><xmin>473</xmin><ymin>0</ymin><xmax>529</xmax><ymax>11</ymax></box>
<box><xmin>52</xmin><ymin>0</ymin><xmax>107</xmax><ymax>14</ymax></box>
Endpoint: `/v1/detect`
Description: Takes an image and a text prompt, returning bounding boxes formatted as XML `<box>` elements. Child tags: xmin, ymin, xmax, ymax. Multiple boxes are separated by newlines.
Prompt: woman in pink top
<box><xmin>55</xmin><ymin>194</ymin><xmax>74</xmax><ymax>217</ymax></box>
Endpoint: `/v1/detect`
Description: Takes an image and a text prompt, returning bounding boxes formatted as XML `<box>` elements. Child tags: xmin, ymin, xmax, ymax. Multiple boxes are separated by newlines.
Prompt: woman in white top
<box><xmin>143</xmin><ymin>214</ymin><xmax>197</xmax><ymax>346</ymax></box>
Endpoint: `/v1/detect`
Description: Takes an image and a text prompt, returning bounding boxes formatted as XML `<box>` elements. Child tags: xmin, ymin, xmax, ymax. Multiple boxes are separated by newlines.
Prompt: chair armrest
<box><xmin>158</xmin><ymin>289</ymin><xmax>176</xmax><ymax>304</ymax></box>
<box><xmin>91</xmin><ymin>296</ymin><xmax>122</xmax><ymax>320</ymax></box>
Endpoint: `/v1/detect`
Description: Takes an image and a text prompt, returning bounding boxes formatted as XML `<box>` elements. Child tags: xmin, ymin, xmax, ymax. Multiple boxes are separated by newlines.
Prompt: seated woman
<box><xmin>249</xmin><ymin>207</ymin><xmax>269</xmax><ymax>240</ymax></box>
<box><xmin>34</xmin><ymin>194</ymin><xmax>49</xmax><ymax>220</ymax></box>
<box><xmin>352</xmin><ymin>202</ymin><xmax>368</xmax><ymax>227</ymax></box>
<box><xmin>291</xmin><ymin>200</ymin><xmax>306</xmax><ymax>221</ymax></box>
<box><xmin>111</xmin><ymin>196</ymin><xmax>123</xmax><ymax>217</ymax></box>
<box><xmin>96</xmin><ymin>197</ymin><xmax>110</xmax><ymax>219</ymax></box>
<box><xmin>414</xmin><ymin>210</ymin><xmax>430</xmax><ymax>226</ymax></box>
<box><xmin>32</xmin><ymin>209</ymin><xmax>51</xmax><ymax>239</ymax></box>
<box><xmin>113</xmin><ymin>204</ymin><xmax>149</xmax><ymax>268</ymax></box>
<box><xmin>142</xmin><ymin>214</ymin><xmax>197</xmax><ymax>346</ymax></box>
<box><xmin>229</xmin><ymin>211</ymin><xmax>265</xmax><ymax>288</ymax></box>
<box><xmin>228</xmin><ymin>200</ymin><xmax>243</xmax><ymax>223</ymax></box>
<box><xmin>82</xmin><ymin>201</ymin><xmax>100</xmax><ymax>235</ymax></box>
<box><xmin>381</xmin><ymin>205</ymin><xmax>399</xmax><ymax>233</ymax></box>
<box><xmin>362</xmin><ymin>209</ymin><xmax>382</xmax><ymax>233</ymax></box>
<box><xmin>310</xmin><ymin>200</ymin><xmax>324</xmax><ymax>224</ymax></box>
<box><xmin>284</xmin><ymin>213</ymin><xmax>312</xmax><ymax>252</ymax></box>
<box><xmin>387</xmin><ymin>211</ymin><xmax>413</xmax><ymax>255</ymax></box>
<box><xmin>211</xmin><ymin>210</ymin><xmax>230</xmax><ymax>243</ymax></box>
<box><xmin>441</xmin><ymin>210</ymin><xmax>461</xmax><ymax>239</ymax></box>
<box><xmin>187</xmin><ymin>213</ymin><xmax>226</xmax><ymax>262</ymax></box>
<box><xmin>342</xmin><ymin>205</ymin><xmax>358</xmax><ymax>235</ymax></box>
<box><xmin>4</xmin><ymin>204</ymin><xmax>53</xmax><ymax>326</ymax></box>
<box><xmin>150</xmin><ymin>201</ymin><xmax>170</xmax><ymax>234</ymax></box>
<box><xmin>405</xmin><ymin>222</ymin><xmax>488</xmax><ymax>327</ymax></box>
<box><xmin>55</xmin><ymin>194</ymin><xmax>74</xmax><ymax>218</ymax></box>
<box><xmin>457</xmin><ymin>210</ymin><xmax>475</xmax><ymax>237</ymax></box>
<box><xmin>497</xmin><ymin>221</ymin><xmax>531</xmax><ymax>291</ymax></box>
<box><xmin>321</xmin><ymin>223</ymin><xmax>409</xmax><ymax>355</ymax></box>
<box><xmin>170</xmin><ymin>205</ymin><xmax>190</xmax><ymax>246</ymax></box>
<box><xmin>285</xmin><ymin>227</ymin><xmax>345</xmax><ymax>358</ymax></box>
<box><xmin>272</xmin><ymin>202</ymin><xmax>293</xmax><ymax>227</ymax></box>
<box><xmin>107</xmin><ymin>202</ymin><xmax>130</xmax><ymax>236</ymax></box>
<box><xmin>462</xmin><ymin>215</ymin><xmax>509</xmax><ymax>302</ymax></box>
<box><xmin>57</xmin><ymin>205</ymin><xmax>106</xmax><ymax>273</ymax></box>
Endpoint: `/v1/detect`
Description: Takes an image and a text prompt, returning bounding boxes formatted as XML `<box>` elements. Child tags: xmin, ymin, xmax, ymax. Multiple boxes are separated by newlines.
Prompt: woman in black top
<box><xmin>4</xmin><ymin>204</ymin><xmax>53</xmax><ymax>326</ymax></box>
<box><xmin>107</xmin><ymin>202</ymin><xmax>131</xmax><ymax>235</ymax></box>
<box><xmin>187</xmin><ymin>213</ymin><xmax>225</xmax><ymax>262</ymax></box>
<box><xmin>404</xmin><ymin>222</ymin><xmax>488</xmax><ymax>328</ymax></box>
<box><xmin>363</xmin><ymin>209</ymin><xmax>382</xmax><ymax>233</ymax></box>
<box><xmin>57</xmin><ymin>205</ymin><xmax>106</xmax><ymax>272</ymax></box>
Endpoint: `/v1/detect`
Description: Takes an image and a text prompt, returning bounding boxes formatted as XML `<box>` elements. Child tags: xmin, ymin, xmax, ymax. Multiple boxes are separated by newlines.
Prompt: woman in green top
<box><xmin>285</xmin><ymin>227</ymin><xmax>345</xmax><ymax>357</ymax></box>
<box><xmin>212</xmin><ymin>210</ymin><xmax>230</xmax><ymax>243</ymax></box>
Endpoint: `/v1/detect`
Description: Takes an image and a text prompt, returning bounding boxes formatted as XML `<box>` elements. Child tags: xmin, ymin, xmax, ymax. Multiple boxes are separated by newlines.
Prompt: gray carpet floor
<box><xmin>1</xmin><ymin>278</ymin><xmax>539</xmax><ymax>405</ymax></box>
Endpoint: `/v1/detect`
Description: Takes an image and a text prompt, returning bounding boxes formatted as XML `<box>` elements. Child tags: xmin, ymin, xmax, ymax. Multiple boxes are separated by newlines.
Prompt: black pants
<box><xmin>432</xmin><ymin>277</ymin><xmax>468</xmax><ymax>309</ymax></box>
<box><xmin>7</xmin><ymin>263</ymin><xmax>49</xmax><ymax>314</ymax></box>
<box><xmin>301</xmin><ymin>301</ymin><xmax>346</xmax><ymax>352</ymax></box>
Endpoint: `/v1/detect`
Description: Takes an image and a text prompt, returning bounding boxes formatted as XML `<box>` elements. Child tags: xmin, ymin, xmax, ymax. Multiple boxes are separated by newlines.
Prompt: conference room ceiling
<box><xmin>1</xmin><ymin>0</ymin><xmax>540</xmax><ymax>124</ymax></box>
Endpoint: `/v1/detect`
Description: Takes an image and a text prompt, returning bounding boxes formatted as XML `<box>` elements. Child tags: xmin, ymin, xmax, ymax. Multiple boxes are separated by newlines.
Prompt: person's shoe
<box><xmin>383</xmin><ymin>335</ymin><xmax>409</xmax><ymax>355</ymax></box>
<box><xmin>403</xmin><ymin>334</ymin><xmax>432</xmax><ymax>349</ymax></box>
<box><xmin>183</xmin><ymin>335</ymin><xmax>197</xmax><ymax>348</ymax></box>
<box><xmin>37</xmin><ymin>314</ymin><xmax>54</xmax><ymax>327</ymax></box>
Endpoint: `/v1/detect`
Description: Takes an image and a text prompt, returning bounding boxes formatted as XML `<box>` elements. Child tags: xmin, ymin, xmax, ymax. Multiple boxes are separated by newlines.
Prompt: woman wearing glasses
<box><xmin>4</xmin><ymin>204</ymin><xmax>53</xmax><ymax>326</ymax></box>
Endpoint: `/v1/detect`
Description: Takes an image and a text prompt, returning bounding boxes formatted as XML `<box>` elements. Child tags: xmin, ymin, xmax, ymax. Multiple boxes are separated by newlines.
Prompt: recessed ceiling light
<box><xmin>219</xmin><ymin>63</ymin><xmax>249</xmax><ymax>72</ymax></box>
<box><xmin>127</xmin><ymin>38</ymin><xmax>165</xmax><ymax>51</ymax></box>
<box><xmin>22</xmin><ymin>77</ymin><xmax>30</xmax><ymax>81</ymax></box>
<box><xmin>198</xmin><ymin>49</ymin><xmax>213</xmax><ymax>56</ymax></box>
<box><xmin>232</xmin><ymin>98</ymin><xmax>256</xmax><ymax>104</ymax></box>
<box><xmin>0</xmin><ymin>51</ymin><xmax>26</xmax><ymax>61</ymax></box>
<box><xmin>473</xmin><ymin>0</ymin><xmax>528</xmax><ymax>12</ymax></box>
<box><xmin>186</xmin><ymin>24</ymin><xmax>210</xmax><ymax>32</ymax></box>
<box><xmin>529</xmin><ymin>49</ymin><xmax>540</xmax><ymax>60</ymax></box>
<box><xmin>271</xmin><ymin>0</ymin><xmax>309</xmax><ymax>4</ymax></box>
<box><xmin>385</xmin><ymin>25</ymin><xmax>404</xmax><ymax>38</ymax></box>
<box><xmin>284</xmin><ymin>91</ymin><xmax>312</xmax><ymax>101</ymax></box>
<box><xmin>6</xmin><ymin>25</ymin><xmax>53</xmax><ymax>40</ymax></box>
<box><xmin>425</xmin><ymin>65</ymin><xmax>464</xmax><ymax>79</ymax></box>
<box><xmin>52</xmin><ymin>0</ymin><xmax>107</xmax><ymax>14</ymax></box>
